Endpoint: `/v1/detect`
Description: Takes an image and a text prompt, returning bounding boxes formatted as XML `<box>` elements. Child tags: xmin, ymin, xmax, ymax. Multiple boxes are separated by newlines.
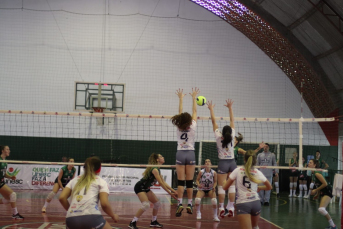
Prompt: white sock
<box><xmin>43</xmin><ymin>201</ymin><xmax>49</xmax><ymax>208</ymax></box>
<box><xmin>293</xmin><ymin>182</ymin><xmax>297</xmax><ymax>195</ymax></box>
<box><xmin>328</xmin><ymin>219</ymin><xmax>335</xmax><ymax>227</ymax></box>
<box><xmin>188</xmin><ymin>199</ymin><xmax>192</xmax><ymax>205</ymax></box>
<box><xmin>132</xmin><ymin>216</ymin><xmax>138</xmax><ymax>223</ymax></box>
<box><xmin>213</xmin><ymin>207</ymin><xmax>217</xmax><ymax>216</ymax></box>
<box><xmin>219</xmin><ymin>203</ymin><xmax>224</xmax><ymax>209</ymax></box>
<box><xmin>274</xmin><ymin>182</ymin><xmax>279</xmax><ymax>193</ymax></box>
<box><xmin>152</xmin><ymin>216</ymin><xmax>157</xmax><ymax>222</ymax></box>
<box><xmin>196</xmin><ymin>205</ymin><xmax>201</xmax><ymax>213</ymax></box>
<box><xmin>178</xmin><ymin>198</ymin><xmax>182</xmax><ymax>205</ymax></box>
<box><xmin>303</xmin><ymin>185</ymin><xmax>307</xmax><ymax>193</ymax></box>
<box><xmin>290</xmin><ymin>189</ymin><xmax>292</xmax><ymax>195</ymax></box>
<box><xmin>12</xmin><ymin>207</ymin><xmax>18</xmax><ymax>215</ymax></box>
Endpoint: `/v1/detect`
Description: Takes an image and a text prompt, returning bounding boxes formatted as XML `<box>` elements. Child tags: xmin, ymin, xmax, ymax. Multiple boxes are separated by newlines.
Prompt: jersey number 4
<box><xmin>180</xmin><ymin>133</ymin><xmax>188</xmax><ymax>142</ymax></box>
<box><xmin>243</xmin><ymin>176</ymin><xmax>251</xmax><ymax>189</ymax></box>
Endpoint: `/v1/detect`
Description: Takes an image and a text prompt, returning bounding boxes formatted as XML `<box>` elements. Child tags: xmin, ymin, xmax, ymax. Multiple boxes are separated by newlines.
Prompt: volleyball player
<box><xmin>171</xmin><ymin>88</ymin><xmax>199</xmax><ymax>217</ymax></box>
<box><xmin>195</xmin><ymin>159</ymin><xmax>220</xmax><ymax>222</ymax></box>
<box><xmin>233</xmin><ymin>134</ymin><xmax>265</xmax><ymax>165</ymax></box>
<box><xmin>272</xmin><ymin>160</ymin><xmax>280</xmax><ymax>198</ymax></box>
<box><xmin>0</xmin><ymin>145</ymin><xmax>24</xmax><ymax>219</ymax></box>
<box><xmin>305</xmin><ymin>150</ymin><xmax>329</xmax><ymax>198</ymax></box>
<box><xmin>308</xmin><ymin>159</ymin><xmax>336</xmax><ymax>229</ymax></box>
<box><xmin>59</xmin><ymin>157</ymin><xmax>119</xmax><ymax>229</ymax></box>
<box><xmin>128</xmin><ymin>153</ymin><xmax>177</xmax><ymax>229</ymax></box>
<box><xmin>289</xmin><ymin>152</ymin><xmax>298</xmax><ymax>197</ymax></box>
<box><xmin>298</xmin><ymin>157</ymin><xmax>308</xmax><ymax>198</ymax></box>
<box><xmin>42</xmin><ymin>157</ymin><xmax>76</xmax><ymax>213</ymax></box>
<box><xmin>223</xmin><ymin>150</ymin><xmax>272</xmax><ymax>229</ymax></box>
<box><xmin>207</xmin><ymin>99</ymin><xmax>236</xmax><ymax>218</ymax></box>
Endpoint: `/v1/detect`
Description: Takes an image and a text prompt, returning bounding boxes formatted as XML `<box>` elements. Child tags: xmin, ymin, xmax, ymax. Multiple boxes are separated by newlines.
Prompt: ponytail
<box><xmin>142</xmin><ymin>153</ymin><xmax>160</xmax><ymax>179</ymax></box>
<box><xmin>234</xmin><ymin>133</ymin><xmax>243</xmax><ymax>147</ymax></box>
<box><xmin>244</xmin><ymin>150</ymin><xmax>261</xmax><ymax>183</ymax></box>
<box><xmin>221</xmin><ymin>126</ymin><xmax>232</xmax><ymax>148</ymax></box>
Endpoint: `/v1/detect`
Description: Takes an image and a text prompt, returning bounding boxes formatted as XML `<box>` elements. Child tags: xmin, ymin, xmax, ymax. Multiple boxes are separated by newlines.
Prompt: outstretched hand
<box><xmin>189</xmin><ymin>87</ymin><xmax>200</xmax><ymax>98</ymax></box>
<box><xmin>206</xmin><ymin>101</ymin><xmax>215</xmax><ymax>110</ymax></box>
<box><xmin>224</xmin><ymin>99</ymin><xmax>234</xmax><ymax>108</ymax></box>
<box><xmin>175</xmin><ymin>88</ymin><xmax>186</xmax><ymax>99</ymax></box>
<box><xmin>259</xmin><ymin>142</ymin><xmax>265</xmax><ymax>149</ymax></box>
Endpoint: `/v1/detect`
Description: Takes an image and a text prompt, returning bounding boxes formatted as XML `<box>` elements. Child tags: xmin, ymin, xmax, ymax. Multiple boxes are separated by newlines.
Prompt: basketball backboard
<box><xmin>74</xmin><ymin>82</ymin><xmax>125</xmax><ymax>113</ymax></box>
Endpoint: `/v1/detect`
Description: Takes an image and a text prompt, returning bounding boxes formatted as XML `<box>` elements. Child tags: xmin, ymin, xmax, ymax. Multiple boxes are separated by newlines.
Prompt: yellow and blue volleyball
<box><xmin>196</xmin><ymin>96</ymin><xmax>206</xmax><ymax>106</ymax></box>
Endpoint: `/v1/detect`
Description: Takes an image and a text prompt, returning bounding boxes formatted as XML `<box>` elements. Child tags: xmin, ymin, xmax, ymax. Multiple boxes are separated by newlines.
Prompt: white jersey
<box><xmin>177</xmin><ymin>120</ymin><xmax>196</xmax><ymax>151</ymax></box>
<box><xmin>229</xmin><ymin>167</ymin><xmax>267</xmax><ymax>204</ymax></box>
<box><xmin>214</xmin><ymin>128</ymin><xmax>235</xmax><ymax>159</ymax></box>
<box><xmin>66</xmin><ymin>175</ymin><xmax>109</xmax><ymax>218</ymax></box>
<box><xmin>198</xmin><ymin>169</ymin><xmax>215</xmax><ymax>191</ymax></box>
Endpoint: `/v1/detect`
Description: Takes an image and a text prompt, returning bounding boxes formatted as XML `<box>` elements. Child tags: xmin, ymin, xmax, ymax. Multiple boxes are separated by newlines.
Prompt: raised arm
<box><xmin>224</xmin><ymin>99</ymin><xmax>235</xmax><ymax>129</ymax></box>
<box><xmin>254</xmin><ymin>142</ymin><xmax>265</xmax><ymax>153</ymax></box>
<box><xmin>189</xmin><ymin>87</ymin><xmax>200</xmax><ymax>121</ymax></box>
<box><xmin>176</xmin><ymin>89</ymin><xmax>186</xmax><ymax>114</ymax></box>
<box><xmin>207</xmin><ymin>101</ymin><xmax>218</xmax><ymax>131</ymax></box>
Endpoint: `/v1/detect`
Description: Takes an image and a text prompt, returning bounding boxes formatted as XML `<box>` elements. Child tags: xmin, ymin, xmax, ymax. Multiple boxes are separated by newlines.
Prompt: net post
<box><xmin>298</xmin><ymin>117</ymin><xmax>304</xmax><ymax>169</ymax></box>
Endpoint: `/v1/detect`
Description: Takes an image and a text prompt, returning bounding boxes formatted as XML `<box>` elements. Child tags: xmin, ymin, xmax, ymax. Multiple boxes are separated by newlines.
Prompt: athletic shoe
<box><xmin>12</xmin><ymin>213</ymin><xmax>24</xmax><ymax>219</ymax></box>
<box><xmin>128</xmin><ymin>221</ymin><xmax>138</xmax><ymax>229</ymax></box>
<box><xmin>289</xmin><ymin>194</ymin><xmax>293</xmax><ymax>197</ymax></box>
<box><xmin>175</xmin><ymin>204</ymin><xmax>183</xmax><ymax>217</ymax></box>
<box><xmin>227</xmin><ymin>208</ymin><xmax>234</xmax><ymax>217</ymax></box>
<box><xmin>223</xmin><ymin>209</ymin><xmax>229</xmax><ymax>217</ymax></box>
<box><xmin>213</xmin><ymin>216</ymin><xmax>220</xmax><ymax>222</ymax></box>
<box><xmin>41</xmin><ymin>207</ymin><xmax>46</xmax><ymax>213</ymax></box>
<box><xmin>150</xmin><ymin>220</ymin><xmax>163</xmax><ymax>228</ymax></box>
<box><xmin>218</xmin><ymin>208</ymin><xmax>225</xmax><ymax>218</ymax></box>
<box><xmin>303</xmin><ymin>195</ymin><xmax>309</xmax><ymax>199</ymax></box>
<box><xmin>196</xmin><ymin>212</ymin><xmax>201</xmax><ymax>220</ymax></box>
<box><xmin>297</xmin><ymin>195</ymin><xmax>302</xmax><ymax>198</ymax></box>
<box><xmin>325</xmin><ymin>226</ymin><xmax>337</xmax><ymax>229</ymax></box>
<box><xmin>186</xmin><ymin>204</ymin><xmax>193</xmax><ymax>214</ymax></box>
<box><xmin>276</xmin><ymin>193</ymin><xmax>280</xmax><ymax>198</ymax></box>
<box><xmin>264</xmin><ymin>202</ymin><xmax>270</xmax><ymax>206</ymax></box>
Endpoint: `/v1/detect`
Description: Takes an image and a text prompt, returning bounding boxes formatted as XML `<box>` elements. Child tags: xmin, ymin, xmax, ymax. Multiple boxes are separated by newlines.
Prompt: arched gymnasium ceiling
<box><xmin>192</xmin><ymin>0</ymin><xmax>343</xmax><ymax>118</ymax></box>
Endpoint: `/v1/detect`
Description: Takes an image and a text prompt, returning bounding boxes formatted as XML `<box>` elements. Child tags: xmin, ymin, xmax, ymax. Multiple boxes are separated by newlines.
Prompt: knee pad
<box><xmin>293</xmin><ymin>182</ymin><xmax>297</xmax><ymax>188</ymax></box>
<box><xmin>186</xmin><ymin>180</ymin><xmax>193</xmax><ymax>189</ymax></box>
<box><xmin>153</xmin><ymin>201</ymin><xmax>161</xmax><ymax>210</ymax></box>
<box><xmin>9</xmin><ymin>192</ymin><xmax>16</xmax><ymax>203</ymax></box>
<box><xmin>178</xmin><ymin>180</ymin><xmax>185</xmax><ymax>187</ymax></box>
<box><xmin>218</xmin><ymin>186</ymin><xmax>225</xmax><ymax>195</ymax></box>
<box><xmin>140</xmin><ymin>201</ymin><xmax>150</xmax><ymax>212</ymax></box>
<box><xmin>211</xmin><ymin>198</ymin><xmax>217</xmax><ymax>205</ymax></box>
<box><xmin>318</xmin><ymin>207</ymin><xmax>328</xmax><ymax>216</ymax></box>
<box><xmin>228</xmin><ymin>185</ymin><xmax>235</xmax><ymax>194</ymax></box>
<box><xmin>274</xmin><ymin>182</ymin><xmax>279</xmax><ymax>188</ymax></box>
<box><xmin>289</xmin><ymin>183</ymin><xmax>293</xmax><ymax>188</ymax></box>
<box><xmin>310</xmin><ymin>183</ymin><xmax>314</xmax><ymax>189</ymax></box>
<box><xmin>47</xmin><ymin>191</ymin><xmax>57</xmax><ymax>201</ymax></box>
<box><xmin>195</xmin><ymin>197</ymin><xmax>201</xmax><ymax>205</ymax></box>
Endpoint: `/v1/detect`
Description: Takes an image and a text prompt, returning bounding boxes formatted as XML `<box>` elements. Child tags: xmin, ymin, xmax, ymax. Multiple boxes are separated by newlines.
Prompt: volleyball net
<box><xmin>0</xmin><ymin>109</ymin><xmax>336</xmax><ymax>172</ymax></box>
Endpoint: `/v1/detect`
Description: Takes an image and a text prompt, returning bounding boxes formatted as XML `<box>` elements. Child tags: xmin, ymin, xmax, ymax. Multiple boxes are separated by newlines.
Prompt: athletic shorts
<box><xmin>217</xmin><ymin>159</ymin><xmax>237</xmax><ymax>174</ymax></box>
<box><xmin>315</xmin><ymin>185</ymin><xmax>333</xmax><ymax>199</ymax></box>
<box><xmin>198</xmin><ymin>189</ymin><xmax>212</xmax><ymax>195</ymax></box>
<box><xmin>236</xmin><ymin>200</ymin><xmax>261</xmax><ymax>216</ymax></box>
<box><xmin>54</xmin><ymin>177</ymin><xmax>67</xmax><ymax>187</ymax></box>
<box><xmin>298</xmin><ymin>173</ymin><xmax>307</xmax><ymax>180</ymax></box>
<box><xmin>176</xmin><ymin>150</ymin><xmax>196</xmax><ymax>165</ymax></box>
<box><xmin>66</xmin><ymin>215</ymin><xmax>106</xmax><ymax>229</ymax></box>
<box><xmin>290</xmin><ymin>170</ymin><xmax>298</xmax><ymax>176</ymax></box>
<box><xmin>134</xmin><ymin>181</ymin><xmax>151</xmax><ymax>194</ymax></box>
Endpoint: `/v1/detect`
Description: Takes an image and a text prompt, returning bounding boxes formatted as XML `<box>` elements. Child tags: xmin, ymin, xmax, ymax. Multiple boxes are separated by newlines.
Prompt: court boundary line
<box><xmin>260</xmin><ymin>216</ymin><xmax>283</xmax><ymax>229</ymax></box>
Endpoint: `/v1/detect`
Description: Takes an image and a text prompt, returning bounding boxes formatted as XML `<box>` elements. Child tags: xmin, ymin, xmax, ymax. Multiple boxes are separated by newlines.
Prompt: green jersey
<box><xmin>55</xmin><ymin>166</ymin><xmax>76</xmax><ymax>185</ymax></box>
<box><xmin>139</xmin><ymin>167</ymin><xmax>160</xmax><ymax>189</ymax></box>
<box><xmin>234</xmin><ymin>146</ymin><xmax>239</xmax><ymax>161</ymax></box>
<box><xmin>313</xmin><ymin>171</ymin><xmax>327</xmax><ymax>187</ymax></box>
<box><xmin>0</xmin><ymin>157</ymin><xmax>7</xmax><ymax>183</ymax></box>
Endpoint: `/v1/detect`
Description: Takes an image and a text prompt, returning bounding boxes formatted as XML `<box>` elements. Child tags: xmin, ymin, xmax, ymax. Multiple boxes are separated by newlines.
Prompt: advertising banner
<box><xmin>6</xmin><ymin>164</ymin><xmax>78</xmax><ymax>190</ymax></box>
<box><xmin>81</xmin><ymin>167</ymin><xmax>172</xmax><ymax>194</ymax></box>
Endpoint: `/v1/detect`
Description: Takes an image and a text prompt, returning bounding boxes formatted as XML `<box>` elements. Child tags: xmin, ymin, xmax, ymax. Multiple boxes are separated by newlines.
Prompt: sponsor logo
<box><xmin>5</xmin><ymin>167</ymin><xmax>23</xmax><ymax>185</ymax></box>
<box><xmin>7</xmin><ymin>167</ymin><xmax>20</xmax><ymax>177</ymax></box>
<box><xmin>76</xmin><ymin>195</ymin><xmax>83</xmax><ymax>202</ymax></box>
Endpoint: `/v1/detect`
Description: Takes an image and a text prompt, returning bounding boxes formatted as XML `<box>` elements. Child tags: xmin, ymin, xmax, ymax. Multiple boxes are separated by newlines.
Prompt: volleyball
<box><xmin>196</xmin><ymin>96</ymin><xmax>206</xmax><ymax>106</ymax></box>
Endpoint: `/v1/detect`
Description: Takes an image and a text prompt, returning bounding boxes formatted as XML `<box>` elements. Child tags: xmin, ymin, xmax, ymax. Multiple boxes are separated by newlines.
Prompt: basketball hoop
<box><xmin>92</xmin><ymin>107</ymin><xmax>106</xmax><ymax>113</ymax></box>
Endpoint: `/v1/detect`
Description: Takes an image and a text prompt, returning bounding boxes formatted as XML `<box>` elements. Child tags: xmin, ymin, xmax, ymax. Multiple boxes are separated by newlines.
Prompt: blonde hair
<box><xmin>72</xmin><ymin>157</ymin><xmax>101</xmax><ymax>196</ymax></box>
<box><xmin>244</xmin><ymin>150</ymin><xmax>261</xmax><ymax>184</ymax></box>
<box><xmin>142</xmin><ymin>153</ymin><xmax>159</xmax><ymax>179</ymax></box>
